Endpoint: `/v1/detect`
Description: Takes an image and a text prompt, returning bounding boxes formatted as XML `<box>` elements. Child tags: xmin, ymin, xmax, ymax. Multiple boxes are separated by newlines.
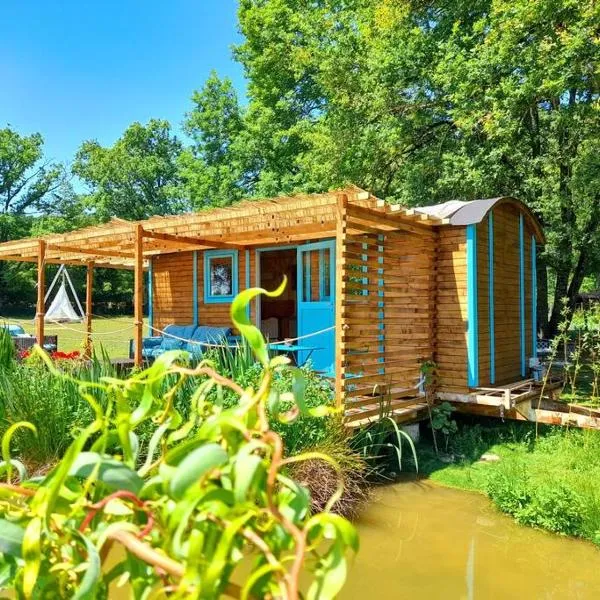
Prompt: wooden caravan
<box><xmin>0</xmin><ymin>188</ymin><xmax>547</xmax><ymax>425</ymax></box>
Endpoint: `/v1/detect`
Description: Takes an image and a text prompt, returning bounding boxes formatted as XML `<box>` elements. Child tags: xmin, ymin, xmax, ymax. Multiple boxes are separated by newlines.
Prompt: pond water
<box><xmin>341</xmin><ymin>481</ymin><xmax>600</xmax><ymax>599</ymax></box>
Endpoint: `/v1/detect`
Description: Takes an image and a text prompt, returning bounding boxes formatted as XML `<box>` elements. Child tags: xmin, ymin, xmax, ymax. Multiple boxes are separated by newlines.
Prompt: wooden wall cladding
<box><xmin>341</xmin><ymin>225</ymin><xmax>436</xmax><ymax>422</ymax></box>
<box><xmin>474</xmin><ymin>204</ymin><xmax>537</xmax><ymax>387</ymax></box>
<box><xmin>152</xmin><ymin>249</ymin><xmax>256</xmax><ymax>331</ymax></box>
<box><xmin>152</xmin><ymin>252</ymin><xmax>194</xmax><ymax>330</ymax></box>
<box><xmin>436</xmin><ymin>227</ymin><xmax>469</xmax><ymax>392</ymax></box>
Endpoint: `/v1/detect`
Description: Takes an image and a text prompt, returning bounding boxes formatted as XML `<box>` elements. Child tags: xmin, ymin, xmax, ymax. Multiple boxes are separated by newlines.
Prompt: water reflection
<box><xmin>341</xmin><ymin>481</ymin><xmax>599</xmax><ymax>599</ymax></box>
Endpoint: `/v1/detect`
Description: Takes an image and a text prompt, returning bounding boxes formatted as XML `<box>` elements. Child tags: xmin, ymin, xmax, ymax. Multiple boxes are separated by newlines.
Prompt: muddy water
<box><xmin>341</xmin><ymin>481</ymin><xmax>600</xmax><ymax>600</ymax></box>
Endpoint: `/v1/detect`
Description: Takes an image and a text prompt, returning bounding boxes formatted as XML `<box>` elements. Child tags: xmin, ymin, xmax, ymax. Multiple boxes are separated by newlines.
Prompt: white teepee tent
<box><xmin>44</xmin><ymin>265</ymin><xmax>85</xmax><ymax>323</ymax></box>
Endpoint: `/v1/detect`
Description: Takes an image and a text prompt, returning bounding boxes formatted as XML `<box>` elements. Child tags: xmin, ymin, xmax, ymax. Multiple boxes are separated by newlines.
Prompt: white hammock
<box><xmin>44</xmin><ymin>265</ymin><xmax>85</xmax><ymax>323</ymax></box>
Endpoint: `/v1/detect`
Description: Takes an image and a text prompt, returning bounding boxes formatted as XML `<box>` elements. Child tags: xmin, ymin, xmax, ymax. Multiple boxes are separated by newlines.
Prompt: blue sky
<box><xmin>0</xmin><ymin>0</ymin><xmax>245</xmax><ymax>167</ymax></box>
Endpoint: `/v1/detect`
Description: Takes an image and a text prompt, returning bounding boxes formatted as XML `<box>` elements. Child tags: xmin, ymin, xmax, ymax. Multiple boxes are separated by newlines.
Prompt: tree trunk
<box><xmin>537</xmin><ymin>252</ymin><xmax>549</xmax><ymax>337</ymax></box>
<box><xmin>547</xmin><ymin>269</ymin><xmax>570</xmax><ymax>337</ymax></box>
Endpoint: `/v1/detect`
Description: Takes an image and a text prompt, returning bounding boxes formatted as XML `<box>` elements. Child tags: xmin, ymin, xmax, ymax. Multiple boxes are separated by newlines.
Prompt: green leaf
<box><xmin>72</xmin><ymin>533</ymin><xmax>101</xmax><ymax>600</ymax></box>
<box><xmin>233</xmin><ymin>454</ymin><xmax>264</xmax><ymax>504</ymax></box>
<box><xmin>0</xmin><ymin>459</ymin><xmax>28</xmax><ymax>483</ymax></box>
<box><xmin>22</xmin><ymin>516</ymin><xmax>42</xmax><ymax>598</ymax></box>
<box><xmin>307</xmin><ymin>539</ymin><xmax>347</xmax><ymax>600</ymax></box>
<box><xmin>69</xmin><ymin>452</ymin><xmax>143</xmax><ymax>495</ymax></box>
<box><xmin>231</xmin><ymin>278</ymin><xmax>287</xmax><ymax>366</ymax></box>
<box><xmin>2</xmin><ymin>422</ymin><xmax>36</xmax><ymax>482</ymax></box>
<box><xmin>0</xmin><ymin>518</ymin><xmax>25</xmax><ymax>557</ymax></box>
<box><xmin>169</xmin><ymin>443</ymin><xmax>228</xmax><ymax>500</ymax></box>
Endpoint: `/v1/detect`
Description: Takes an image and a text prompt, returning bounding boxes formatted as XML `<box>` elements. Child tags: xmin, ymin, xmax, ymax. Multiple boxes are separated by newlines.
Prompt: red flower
<box><xmin>50</xmin><ymin>350</ymin><xmax>81</xmax><ymax>361</ymax></box>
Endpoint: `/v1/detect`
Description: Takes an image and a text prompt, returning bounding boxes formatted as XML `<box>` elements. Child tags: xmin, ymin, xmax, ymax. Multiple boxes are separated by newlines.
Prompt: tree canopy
<box><xmin>0</xmin><ymin>127</ymin><xmax>64</xmax><ymax>215</ymax></box>
<box><xmin>1</xmin><ymin>0</ymin><xmax>598</xmax><ymax>330</ymax></box>
<box><xmin>73</xmin><ymin>119</ymin><xmax>185</xmax><ymax>220</ymax></box>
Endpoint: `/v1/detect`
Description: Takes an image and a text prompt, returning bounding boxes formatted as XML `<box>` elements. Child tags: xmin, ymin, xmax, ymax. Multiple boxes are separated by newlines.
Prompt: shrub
<box><xmin>516</xmin><ymin>484</ymin><xmax>585</xmax><ymax>536</ymax></box>
<box><xmin>486</xmin><ymin>453</ymin><xmax>586</xmax><ymax>537</ymax></box>
<box><xmin>0</xmin><ymin>283</ymin><xmax>358</xmax><ymax>599</ymax></box>
<box><xmin>288</xmin><ymin>420</ymin><xmax>369</xmax><ymax>520</ymax></box>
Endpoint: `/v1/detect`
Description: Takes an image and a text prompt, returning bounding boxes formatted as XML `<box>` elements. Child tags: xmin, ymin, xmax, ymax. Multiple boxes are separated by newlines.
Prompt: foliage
<box><xmin>0</xmin><ymin>286</ymin><xmax>358</xmax><ymax>599</ymax></box>
<box><xmin>193</xmin><ymin>0</ymin><xmax>600</xmax><ymax>332</ymax></box>
<box><xmin>548</xmin><ymin>303</ymin><xmax>600</xmax><ymax>405</ymax></box>
<box><xmin>486</xmin><ymin>468</ymin><xmax>585</xmax><ymax>536</ymax></box>
<box><xmin>430</xmin><ymin>402</ymin><xmax>458</xmax><ymax>452</ymax></box>
<box><xmin>0</xmin><ymin>127</ymin><xmax>65</xmax><ymax>216</ymax></box>
<box><xmin>180</xmin><ymin>72</ymin><xmax>248</xmax><ymax>207</ymax></box>
<box><xmin>73</xmin><ymin>119</ymin><xmax>186</xmax><ymax>220</ymax></box>
<box><xmin>200</xmin><ymin>341</ymin><xmax>336</xmax><ymax>456</ymax></box>
<box><xmin>421</xmin><ymin>419</ymin><xmax>600</xmax><ymax>543</ymax></box>
<box><xmin>0</xmin><ymin>327</ymin><xmax>16</xmax><ymax>371</ymax></box>
<box><xmin>0</xmin><ymin>353</ymin><xmax>115</xmax><ymax>467</ymax></box>
<box><xmin>351</xmin><ymin>417</ymin><xmax>418</xmax><ymax>480</ymax></box>
<box><xmin>288</xmin><ymin>420</ymin><xmax>369</xmax><ymax>521</ymax></box>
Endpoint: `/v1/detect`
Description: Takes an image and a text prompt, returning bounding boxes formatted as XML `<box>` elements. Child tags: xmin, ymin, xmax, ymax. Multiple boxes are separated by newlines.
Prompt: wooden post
<box><xmin>134</xmin><ymin>224</ymin><xmax>144</xmax><ymax>367</ymax></box>
<box><xmin>334</xmin><ymin>193</ymin><xmax>348</xmax><ymax>409</ymax></box>
<box><xmin>35</xmin><ymin>240</ymin><xmax>46</xmax><ymax>346</ymax></box>
<box><xmin>85</xmin><ymin>262</ymin><xmax>94</xmax><ymax>358</ymax></box>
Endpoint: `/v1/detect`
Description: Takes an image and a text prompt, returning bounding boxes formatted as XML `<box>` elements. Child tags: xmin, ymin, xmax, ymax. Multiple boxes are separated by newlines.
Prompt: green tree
<box><xmin>0</xmin><ymin>126</ymin><xmax>65</xmax><ymax>215</ymax></box>
<box><xmin>230</xmin><ymin>0</ymin><xmax>600</xmax><ymax>334</ymax></box>
<box><xmin>73</xmin><ymin>119</ymin><xmax>186</xmax><ymax>220</ymax></box>
<box><xmin>180</xmin><ymin>72</ymin><xmax>248</xmax><ymax>207</ymax></box>
<box><xmin>428</xmin><ymin>0</ymin><xmax>600</xmax><ymax>333</ymax></box>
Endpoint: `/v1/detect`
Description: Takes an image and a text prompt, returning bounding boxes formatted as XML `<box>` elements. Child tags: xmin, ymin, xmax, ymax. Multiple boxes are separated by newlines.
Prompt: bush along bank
<box><xmin>419</xmin><ymin>415</ymin><xmax>600</xmax><ymax>545</ymax></box>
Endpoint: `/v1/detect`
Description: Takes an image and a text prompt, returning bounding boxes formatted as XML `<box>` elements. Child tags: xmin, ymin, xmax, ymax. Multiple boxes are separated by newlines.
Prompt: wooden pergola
<box><xmin>0</xmin><ymin>187</ymin><xmax>447</xmax><ymax>368</ymax></box>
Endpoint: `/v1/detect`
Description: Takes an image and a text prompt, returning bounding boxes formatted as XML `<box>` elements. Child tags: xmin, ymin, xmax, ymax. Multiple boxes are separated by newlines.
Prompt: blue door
<box><xmin>297</xmin><ymin>240</ymin><xmax>335</xmax><ymax>373</ymax></box>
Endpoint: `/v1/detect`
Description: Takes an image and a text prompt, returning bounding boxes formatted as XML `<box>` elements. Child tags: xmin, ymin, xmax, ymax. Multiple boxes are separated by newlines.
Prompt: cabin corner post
<box><xmin>85</xmin><ymin>261</ymin><xmax>94</xmax><ymax>358</ymax></box>
<box><xmin>334</xmin><ymin>193</ymin><xmax>349</xmax><ymax>409</ymax></box>
<box><xmin>134</xmin><ymin>224</ymin><xmax>144</xmax><ymax>367</ymax></box>
<box><xmin>35</xmin><ymin>239</ymin><xmax>46</xmax><ymax>346</ymax></box>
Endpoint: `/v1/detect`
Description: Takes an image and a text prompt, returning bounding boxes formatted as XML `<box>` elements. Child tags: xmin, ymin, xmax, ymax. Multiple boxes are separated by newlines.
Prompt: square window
<box><xmin>204</xmin><ymin>250</ymin><xmax>238</xmax><ymax>303</ymax></box>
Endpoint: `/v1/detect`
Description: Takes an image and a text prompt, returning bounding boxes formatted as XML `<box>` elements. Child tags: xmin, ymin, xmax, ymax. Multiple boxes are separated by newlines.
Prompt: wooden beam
<box><xmin>47</xmin><ymin>244</ymin><xmax>134</xmax><ymax>259</ymax></box>
<box><xmin>335</xmin><ymin>193</ymin><xmax>348</xmax><ymax>409</ymax></box>
<box><xmin>346</xmin><ymin>204</ymin><xmax>431</xmax><ymax>236</ymax></box>
<box><xmin>142</xmin><ymin>230</ymin><xmax>244</xmax><ymax>250</ymax></box>
<box><xmin>36</xmin><ymin>240</ymin><xmax>46</xmax><ymax>347</ymax></box>
<box><xmin>85</xmin><ymin>262</ymin><xmax>94</xmax><ymax>358</ymax></box>
<box><xmin>0</xmin><ymin>254</ymin><xmax>137</xmax><ymax>270</ymax></box>
<box><xmin>134</xmin><ymin>224</ymin><xmax>144</xmax><ymax>367</ymax></box>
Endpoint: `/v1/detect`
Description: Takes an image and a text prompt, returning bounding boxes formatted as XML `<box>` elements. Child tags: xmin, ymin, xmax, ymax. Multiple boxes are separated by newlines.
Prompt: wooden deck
<box><xmin>434</xmin><ymin>376</ymin><xmax>600</xmax><ymax>430</ymax></box>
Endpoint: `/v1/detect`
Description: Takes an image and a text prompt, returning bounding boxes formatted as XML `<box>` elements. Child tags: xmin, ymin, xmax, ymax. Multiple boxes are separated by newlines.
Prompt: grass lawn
<box><xmin>419</xmin><ymin>417</ymin><xmax>600</xmax><ymax>544</ymax></box>
<box><xmin>1</xmin><ymin>314</ymin><xmax>148</xmax><ymax>359</ymax></box>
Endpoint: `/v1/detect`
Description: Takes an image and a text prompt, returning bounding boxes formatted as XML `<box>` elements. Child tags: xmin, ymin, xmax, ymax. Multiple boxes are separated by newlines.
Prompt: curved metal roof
<box><xmin>414</xmin><ymin>196</ymin><xmax>545</xmax><ymax>242</ymax></box>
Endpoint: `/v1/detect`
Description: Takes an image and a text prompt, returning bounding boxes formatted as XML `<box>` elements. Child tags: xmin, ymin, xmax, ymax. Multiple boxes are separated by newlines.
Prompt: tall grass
<box><xmin>0</xmin><ymin>327</ymin><xmax>15</xmax><ymax>371</ymax></box>
<box><xmin>0</xmin><ymin>349</ymin><xmax>116</xmax><ymax>467</ymax></box>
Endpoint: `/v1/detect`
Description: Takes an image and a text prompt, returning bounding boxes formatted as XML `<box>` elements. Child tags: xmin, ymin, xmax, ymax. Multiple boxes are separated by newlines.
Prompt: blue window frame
<box><xmin>204</xmin><ymin>250</ymin><xmax>238</xmax><ymax>303</ymax></box>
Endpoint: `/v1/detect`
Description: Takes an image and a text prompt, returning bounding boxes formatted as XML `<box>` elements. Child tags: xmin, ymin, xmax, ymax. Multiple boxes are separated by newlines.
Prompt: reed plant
<box><xmin>0</xmin><ymin>349</ymin><xmax>116</xmax><ymax>468</ymax></box>
<box><xmin>0</xmin><ymin>282</ymin><xmax>358</xmax><ymax>598</ymax></box>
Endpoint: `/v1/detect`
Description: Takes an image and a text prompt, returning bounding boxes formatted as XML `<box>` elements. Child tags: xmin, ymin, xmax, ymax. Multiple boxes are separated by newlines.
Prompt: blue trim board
<box><xmin>532</xmin><ymin>237</ymin><xmax>537</xmax><ymax>359</ymax></box>
<box><xmin>148</xmin><ymin>259</ymin><xmax>154</xmax><ymax>335</ymax></box>
<box><xmin>203</xmin><ymin>249</ymin><xmax>239</xmax><ymax>304</ymax></box>
<box><xmin>466</xmin><ymin>224</ymin><xmax>479</xmax><ymax>387</ymax></box>
<box><xmin>245</xmin><ymin>249</ymin><xmax>251</xmax><ymax>318</ymax></box>
<box><xmin>192</xmin><ymin>251</ymin><xmax>199</xmax><ymax>326</ymax></box>
<box><xmin>488</xmin><ymin>212</ymin><xmax>495</xmax><ymax>384</ymax></box>
<box><xmin>519</xmin><ymin>214</ymin><xmax>526</xmax><ymax>376</ymax></box>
